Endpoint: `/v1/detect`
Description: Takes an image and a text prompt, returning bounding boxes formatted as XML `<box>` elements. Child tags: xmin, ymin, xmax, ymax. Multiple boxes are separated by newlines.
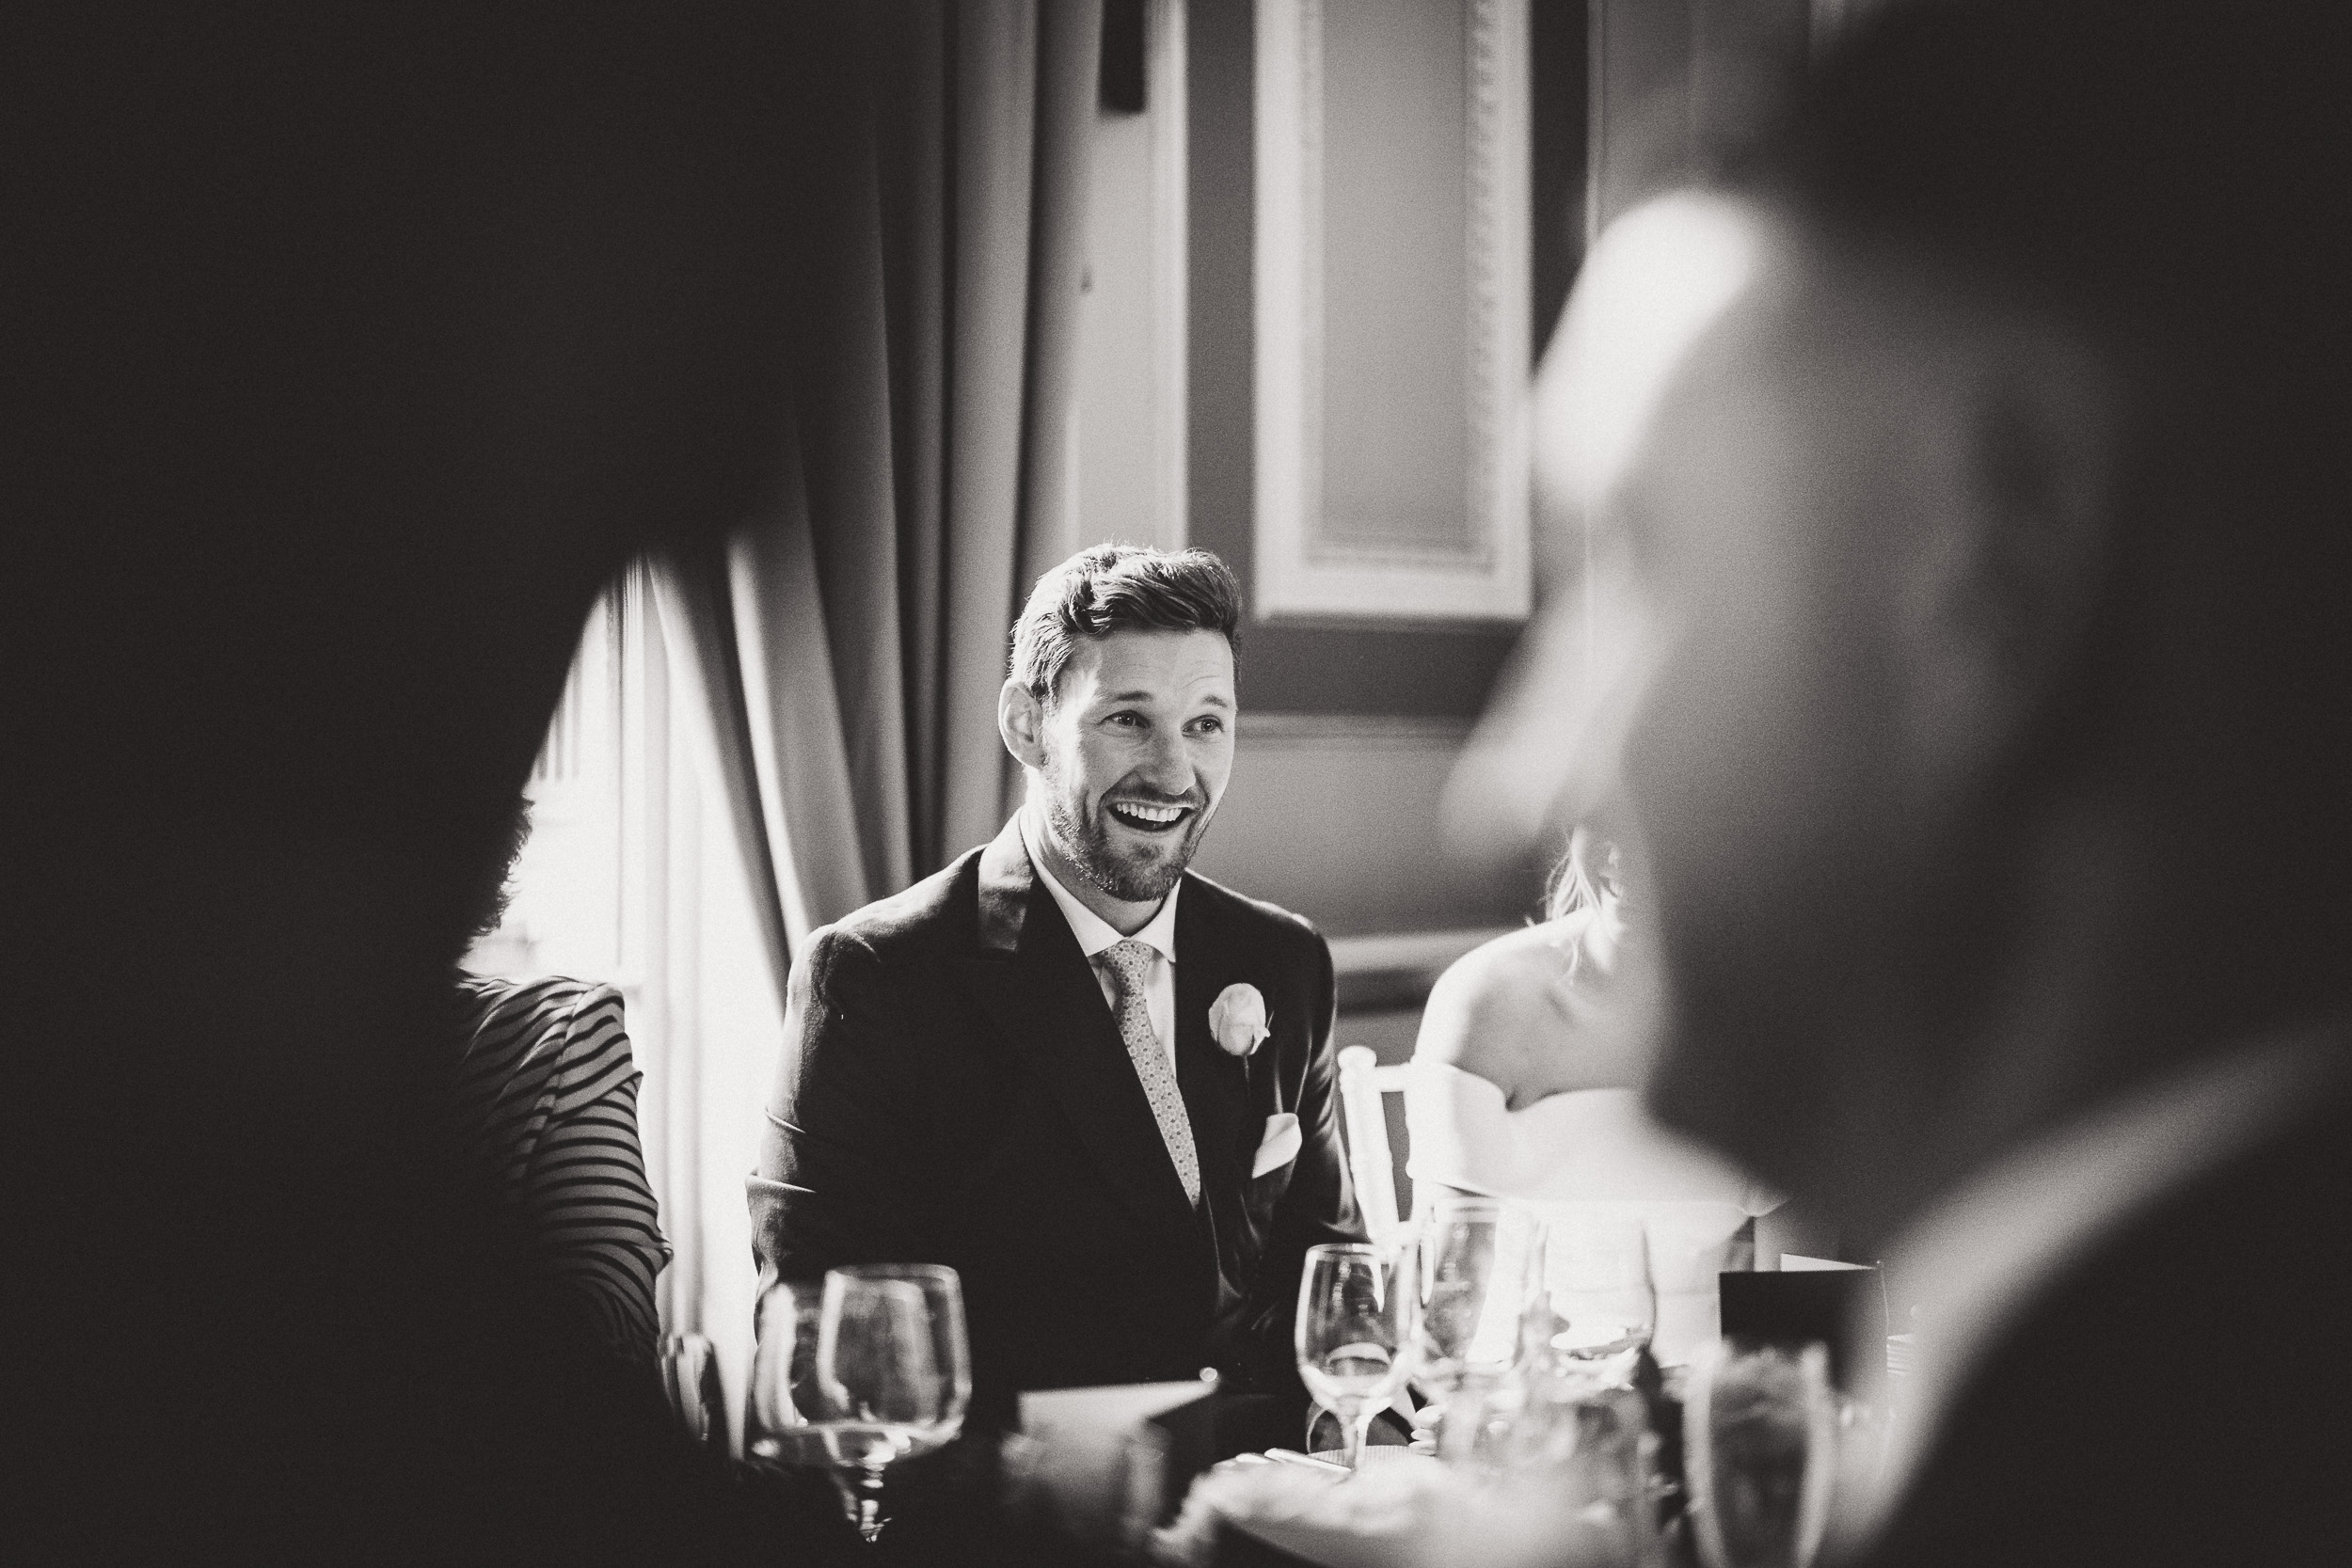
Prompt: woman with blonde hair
<box><xmin>1405</xmin><ymin>826</ymin><xmax>1801</xmax><ymax>1364</ymax></box>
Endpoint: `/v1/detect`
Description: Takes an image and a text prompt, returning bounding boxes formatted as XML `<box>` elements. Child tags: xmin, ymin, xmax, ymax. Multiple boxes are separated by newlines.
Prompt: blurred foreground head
<box><xmin>4</xmin><ymin>8</ymin><xmax>860</xmax><ymax>1560</ymax></box>
<box><xmin>1494</xmin><ymin>0</ymin><xmax>2352</xmax><ymax>1245</ymax></box>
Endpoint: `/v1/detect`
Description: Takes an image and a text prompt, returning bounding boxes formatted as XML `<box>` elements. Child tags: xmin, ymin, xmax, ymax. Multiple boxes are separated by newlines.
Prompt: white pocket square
<box><xmin>1251</xmin><ymin>1112</ymin><xmax>1302</xmax><ymax>1178</ymax></box>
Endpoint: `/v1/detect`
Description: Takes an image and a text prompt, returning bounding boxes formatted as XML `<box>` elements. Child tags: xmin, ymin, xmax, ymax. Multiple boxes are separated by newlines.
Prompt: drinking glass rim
<box><xmin>1422</xmin><ymin>1195</ymin><xmax>1506</xmax><ymax>1218</ymax></box>
<box><xmin>827</xmin><ymin>1261</ymin><xmax>961</xmax><ymax>1289</ymax></box>
<box><xmin>1304</xmin><ymin>1242</ymin><xmax>1389</xmax><ymax>1264</ymax></box>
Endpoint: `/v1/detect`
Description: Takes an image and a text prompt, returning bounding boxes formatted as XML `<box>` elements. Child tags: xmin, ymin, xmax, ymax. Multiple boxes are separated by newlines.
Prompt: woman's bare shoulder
<box><xmin>1411</xmin><ymin>921</ymin><xmax>1582</xmax><ymax>1085</ymax></box>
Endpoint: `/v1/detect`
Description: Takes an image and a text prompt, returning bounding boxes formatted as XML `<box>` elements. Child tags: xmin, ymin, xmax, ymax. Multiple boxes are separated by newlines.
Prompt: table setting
<box><xmin>727</xmin><ymin>1196</ymin><xmax>1887</xmax><ymax>1568</ymax></box>
<box><xmin>1152</xmin><ymin>1201</ymin><xmax>1873</xmax><ymax>1568</ymax></box>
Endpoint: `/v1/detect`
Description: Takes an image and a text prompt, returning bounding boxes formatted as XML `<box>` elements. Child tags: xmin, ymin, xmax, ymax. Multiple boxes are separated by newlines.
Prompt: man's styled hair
<box><xmin>1009</xmin><ymin>545</ymin><xmax>1242</xmax><ymax>705</ymax></box>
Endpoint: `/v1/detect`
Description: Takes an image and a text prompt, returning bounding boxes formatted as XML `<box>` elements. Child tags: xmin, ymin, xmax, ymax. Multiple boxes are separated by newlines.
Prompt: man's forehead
<box><xmin>1536</xmin><ymin>192</ymin><xmax>1792</xmax><ymax>512</ymax></box>
<box><xmin>1063</xmin><ymin>627</ymin><xmax>1234</xmax><ymax>696</ymax></box>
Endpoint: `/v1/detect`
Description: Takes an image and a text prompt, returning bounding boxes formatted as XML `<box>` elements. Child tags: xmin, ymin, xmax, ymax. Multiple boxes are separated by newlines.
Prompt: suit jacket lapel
<box><xmin>1173</xmin><ymin>879</ymin><xmax>1259</xmax><ymax>1298</ymax></box>
<box><xmin>959</xmin><ymin>819</ymin><xmax>1202</xmax><ymax>1245</ymax></box>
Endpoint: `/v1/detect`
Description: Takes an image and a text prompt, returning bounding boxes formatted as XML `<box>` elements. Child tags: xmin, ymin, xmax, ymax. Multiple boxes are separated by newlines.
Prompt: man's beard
<box><xmin>1044</xmin><ymin>787</ymin><xmax>1209</xmax><ymax>904</ymax></box>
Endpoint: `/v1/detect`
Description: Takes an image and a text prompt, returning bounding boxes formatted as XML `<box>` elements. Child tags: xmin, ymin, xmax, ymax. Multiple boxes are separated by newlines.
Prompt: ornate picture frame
<box><xmin>1253</xmin><ymin>0</ymin><xmax>1532</xmax><ymax>623</ymax></box>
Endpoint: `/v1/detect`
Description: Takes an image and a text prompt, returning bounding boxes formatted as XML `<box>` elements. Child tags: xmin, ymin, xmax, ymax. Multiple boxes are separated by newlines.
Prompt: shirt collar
<box><xmin>1018</xmin><ymin>808</ymin><xmax>1181</xmax><ymax>965</ymax></box>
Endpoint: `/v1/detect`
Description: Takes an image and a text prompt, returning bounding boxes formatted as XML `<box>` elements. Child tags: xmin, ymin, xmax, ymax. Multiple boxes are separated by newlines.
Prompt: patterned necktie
<box><xmin>1101</xmin><ymin>939</ymin><xmax>1200</xmax><ymax>1207</ymax></box>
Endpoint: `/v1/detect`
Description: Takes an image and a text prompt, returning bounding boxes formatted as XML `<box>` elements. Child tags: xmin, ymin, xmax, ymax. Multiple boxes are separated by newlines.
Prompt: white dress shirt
<box><xmin>1019</xmin><ymin>810</ymin><xmax>1182</xmax><ymax>1076</ymax></box>
<box><xmin>1845</xmin><ymin>1024</ymin><xmax>2345</xmax><ymax>1548</ymax></box>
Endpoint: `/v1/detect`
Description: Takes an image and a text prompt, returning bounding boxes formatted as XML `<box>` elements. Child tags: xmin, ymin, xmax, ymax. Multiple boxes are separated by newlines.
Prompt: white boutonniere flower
<box><xmin>1210</xmin><ymin>983</ymin><xmax>1272</xmax><ymax>1057</ymax></box>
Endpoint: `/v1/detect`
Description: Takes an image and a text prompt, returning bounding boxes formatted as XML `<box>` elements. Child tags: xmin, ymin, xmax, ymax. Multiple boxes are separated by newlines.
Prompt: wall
<box><xmin>1073</xmin><ymin>0</ymin><xmax>1188</xmax><ymax>553</ymax></box>
<box><xmin>1190</xmin><ymin>0</ymin><xmax>1570</xmax><ymax>719</ymax></box>
<box><xmin>1188</xmin><ymin>713</ymin><xmax>1534</xmax><ymax>939</ymax></box>
<box><xmin>1160</xmin><ymin>0</ymin><xmax>1809</xmax><ymax>949</ymax></box>
<box><xmin>1180</xmin><ymin>0</ymin><xmax>1579</xmax><ymax>942</ymax></box>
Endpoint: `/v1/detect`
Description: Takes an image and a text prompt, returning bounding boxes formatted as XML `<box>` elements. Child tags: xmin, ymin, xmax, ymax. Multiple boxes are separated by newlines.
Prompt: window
<box><xmin>466</xmin><ymin>562</ymin><xmax>783</xmax><ymax>1449</ymax></box>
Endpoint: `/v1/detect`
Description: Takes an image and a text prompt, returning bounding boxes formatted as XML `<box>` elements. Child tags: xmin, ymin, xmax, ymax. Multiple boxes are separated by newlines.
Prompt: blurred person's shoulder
<box><xmin>1861</xmin><ymin>1069</ymin><xmax>2352</xmax><ymax>1568</ymax></box>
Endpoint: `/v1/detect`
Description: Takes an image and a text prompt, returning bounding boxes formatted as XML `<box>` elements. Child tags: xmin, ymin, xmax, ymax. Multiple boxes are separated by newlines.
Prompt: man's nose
<box><xmin>1136</xmin><ymin>725</ymin><xmax>1192</xmax><ymax>794</ymax></box>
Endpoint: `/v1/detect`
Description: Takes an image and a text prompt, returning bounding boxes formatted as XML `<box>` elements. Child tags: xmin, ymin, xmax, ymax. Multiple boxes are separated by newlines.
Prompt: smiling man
<box><xmin>751</xmin><ymin>545</ymin><xmax>1362</xmax><ymax>1429</ymax></box>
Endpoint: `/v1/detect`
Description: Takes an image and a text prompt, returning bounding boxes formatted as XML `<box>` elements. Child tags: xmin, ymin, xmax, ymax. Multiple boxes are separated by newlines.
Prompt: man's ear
<box><xmin>1909</xmin><ymin>325</ymin><xmax>2119</xmax><ymax>771</ymax></box>
<box><xmin>998</xmin><ymin>677</ymin><xmax>1047</xmax><ymax>770</ymax></box>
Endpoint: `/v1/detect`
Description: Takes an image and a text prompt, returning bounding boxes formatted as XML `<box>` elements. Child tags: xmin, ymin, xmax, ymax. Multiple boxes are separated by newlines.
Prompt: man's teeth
<box><xmin>1110</xmin><ymin>801</ymin><xmax>1187</xmax><ymax>826</ymax></box>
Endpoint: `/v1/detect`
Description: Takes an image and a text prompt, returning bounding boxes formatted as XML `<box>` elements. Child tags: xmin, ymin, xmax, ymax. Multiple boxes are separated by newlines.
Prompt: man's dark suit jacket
<box><xmin>751</xmin><ymin>819</ymin><xmax>1366</xmax><ymax>1422</ymax></box>
<box><xmin>1841</xmin><ymin>1071</ymin><xmax>2351</xmax><ymax>1568</ymax></box>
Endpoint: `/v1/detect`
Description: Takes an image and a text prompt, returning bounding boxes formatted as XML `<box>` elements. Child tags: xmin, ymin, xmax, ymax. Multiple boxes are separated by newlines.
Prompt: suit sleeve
<box><xmin>1229</xmin><ymin>930</ymin><xmax>1368</xmax><ymax>1388</ymax></box>
<box><xmin>747</xmin><ymin>927</ymin><xmax>932</xmax><ymax>1286</ymax></box>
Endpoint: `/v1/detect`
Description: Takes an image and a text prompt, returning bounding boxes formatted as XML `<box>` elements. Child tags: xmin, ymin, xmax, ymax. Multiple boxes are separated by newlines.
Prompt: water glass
<box><xmin>1295</xmin><ymin>1241</ymin><xmax>1419</xmax><ymax>1470</ymax></box>
<box><xmin>1685</xmin><ymin>1339</ymin><xmax>1836</xmax><ymax>1568</ymax></box>
<box><xmin>1413</xmin><ymin>1198</ymin><xmax>1540</xmax><ymax>1457</ymax></box>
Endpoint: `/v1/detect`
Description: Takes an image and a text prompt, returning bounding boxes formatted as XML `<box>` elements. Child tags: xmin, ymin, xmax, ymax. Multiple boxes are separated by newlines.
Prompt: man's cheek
<box><xmin>1200</xmin><ymin>748</ymin><xmax>1234</xmax><ymax>805</ymax></box>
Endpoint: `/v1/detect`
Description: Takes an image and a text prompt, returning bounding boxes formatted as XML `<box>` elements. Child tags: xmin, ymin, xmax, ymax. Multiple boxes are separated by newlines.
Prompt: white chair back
<box><xmin>1321</xmin><ymin>1047</ymin><xmax>1421</xmax><ymax>1450</ymax></box>
<box><xmin>1336</xmin><ymin>1046</ymin><xmax>1412</xmax><ymax>1243</ymax></box>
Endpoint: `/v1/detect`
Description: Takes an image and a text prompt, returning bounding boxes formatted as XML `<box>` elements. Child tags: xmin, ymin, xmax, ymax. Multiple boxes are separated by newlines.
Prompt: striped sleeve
<box><xmin>453</xmin><ymin>976</ymin><xmax>672</xmax><ymax>1361</ymax></box>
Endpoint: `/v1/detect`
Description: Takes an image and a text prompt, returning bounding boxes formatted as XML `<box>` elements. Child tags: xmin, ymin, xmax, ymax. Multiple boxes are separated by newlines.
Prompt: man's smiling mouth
<box><xmin>1106</xmin><ymin>800</ymin><xmax>1193</xmax><ymax>832</ymax></box>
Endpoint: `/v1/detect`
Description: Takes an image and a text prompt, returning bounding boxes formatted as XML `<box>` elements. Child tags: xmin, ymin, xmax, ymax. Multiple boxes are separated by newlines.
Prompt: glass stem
<box><xmin>856</xmin><ymin>1472</ymin><xmax>886</xmax><ymax>1541</ymax></box>
<box><xmin>1342</xmin><ymin>1405</ymin><xmax>1374</xmax><ymax>1470</ymax></box>
<box><xmin>1433</xmin><ymin>1395</ymin><xmax>1466</xmax><ymax>1463</ymax></box>
<box><xmin>829</xmin><ymin>1468</ymin><xmax>887</xmax><ymax>1541</ymax></box>
<box><xmin>827</xmin><ymin>1471</ymin><xmax>862</xmax><ymax>1529</ymax></box>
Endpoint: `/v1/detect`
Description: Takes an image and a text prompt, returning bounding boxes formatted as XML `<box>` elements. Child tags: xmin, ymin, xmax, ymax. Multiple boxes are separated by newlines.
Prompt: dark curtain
<box><xmin>659</xmin><ymin>0</ymin><xmax>1105</xmax><ymax>996</ymax></box>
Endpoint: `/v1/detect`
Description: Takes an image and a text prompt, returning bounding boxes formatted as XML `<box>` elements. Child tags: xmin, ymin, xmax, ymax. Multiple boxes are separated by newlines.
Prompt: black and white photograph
<box><xmin>8</xmin><ymin>2</ymin><xmax>2345</xmax><ymax>1564</ymax></box>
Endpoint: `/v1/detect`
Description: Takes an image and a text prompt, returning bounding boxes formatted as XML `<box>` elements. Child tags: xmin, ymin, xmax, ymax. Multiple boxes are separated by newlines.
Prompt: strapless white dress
<box><xmin>1405</xmin><ymin>1061</ymin><xmax>1779</xmax><ymax>1364</ymax></box>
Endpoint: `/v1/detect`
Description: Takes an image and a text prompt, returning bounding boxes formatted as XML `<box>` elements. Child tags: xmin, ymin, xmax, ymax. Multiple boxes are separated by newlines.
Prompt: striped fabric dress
<box><xmin>451</xmin><ymin>974</ymin><xmax>672</xmax><ymax>1360</ymax></box>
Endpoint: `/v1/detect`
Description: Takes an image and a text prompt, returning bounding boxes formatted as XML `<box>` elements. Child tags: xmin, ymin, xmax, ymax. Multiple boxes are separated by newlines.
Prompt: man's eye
<box><xmin>1188</xmin><ymin>716</ymin><xmax>1224</xmax><ymax>736</ymax></box>
<box><xmin>1104</xmin><ymin>712</ymin><xmax>1142</xmax><ymax>728</ymax></box>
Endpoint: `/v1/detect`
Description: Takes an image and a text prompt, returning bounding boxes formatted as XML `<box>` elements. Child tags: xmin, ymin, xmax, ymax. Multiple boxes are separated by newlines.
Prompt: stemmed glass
<box><xmin>1412</xmin><ymin>1198</ymin><xmax>1540</xmax><ymax>1458</ymax></box>
<box><xmin>1295</xmin><ymin>1241</ymin><xmax>1420</xmax><ymax>1470</ymax></box>
<box><xmin>1684</xmin><ymin>1338</ymin><xmax>1836</xmax><ymax>1568</ymax></box>
<box><xmin>745</xmin><ymin>1265</ymin><xmax>971</xmax><ymax>1540</ymax></box>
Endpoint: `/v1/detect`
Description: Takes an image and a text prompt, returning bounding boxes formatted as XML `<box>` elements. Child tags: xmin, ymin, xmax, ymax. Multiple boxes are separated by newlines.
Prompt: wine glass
<box><xmin>1544</xmin><ymin>1212</ymin><xmax>1656</xmax><ymax>1368</ymax></box>
<box><xmin>1295</xmin><ymin>1241</ymin><xmax>1419</xmax><ymax>1470</ymax></box>
<box><xmin>1412</xmin><ymin>1198</ymin><xmax>1540</xmax><ymax>1458</ymax></box>
<box><xmin>750</xmin><ymin>1264</ymin><xmax>970</xmax><ymax>1540</ymax></box>
<box><xmin>1684</xmin><ymin>1338</ymin><xmax>1836</xmax><ymax>1568</ymax></box>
